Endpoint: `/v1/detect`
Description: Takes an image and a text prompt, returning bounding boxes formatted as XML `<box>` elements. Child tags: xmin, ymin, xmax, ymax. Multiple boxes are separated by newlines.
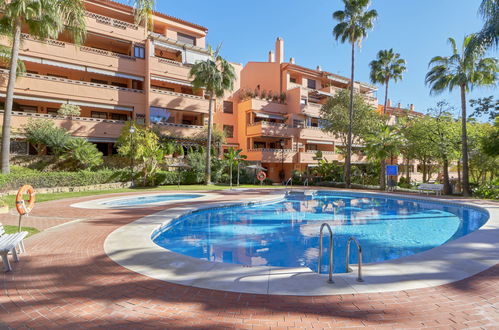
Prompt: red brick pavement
<box><xmin>0</xmin><ymin>190</ymin><xmax>498</xmax><ymax>329</ymax></box>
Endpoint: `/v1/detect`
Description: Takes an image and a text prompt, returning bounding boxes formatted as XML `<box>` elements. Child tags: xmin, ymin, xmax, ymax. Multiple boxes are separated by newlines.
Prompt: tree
<box><xmin>58</xmin><ymin>104</ymin><xmax>81</xmax><ymax>118</ymax></box>
<box><xmin>320</xmin><ymin>89</ymin><xmax>383</xmax><ymax>181</ymax></box>
<box><xmin>131</xmin><ymin>0</ymin><xmax>155</xmax><ymax>31</ymax></box>
<box><xmin>467</xmin><ymin>0</ymin><xmax>499</xmax><ymax>55</ymax></box>
<box><xmin>425</xmin><ymin>35</ymin><xmax>498</xmax><ymax>196</ymax></box>
<box><xmin>468</xmin><ymin>120</ymin><xmax>498</xmax><ymax>184</ymax></box>
<box><xmin>364</xmin><ymin>125</ymin><xmax>402</xmax><ymax>190</ymax></box>
<box><xmin>224</xmin><ymin>147</ymin><xmax>247</xmax><ymax>187</ymax></box>
<box><xmin>0</xmin><ymin>0</ymin><xmax>86</xmax><ymax>174</ymax></box>
<box><xmin>469</xmin><ymin>96</ymin><xmax>498</xmax><ymax>122</ymax></box>
<box><xmin>332</xmin><ymin>0</ymin><xmax>377</xmax><ymax>188</ymax></box>
<box><xmin>481</xmin><ymin>117</ymin><xmax>499</xmax><ymax>157</ymax></box>
<box><xmin>190</xmin><ymin>45</ymin><xmax>236</xmax><ymax>184</ymax></box>
<box><xmin>23</xmin><ymin>119</ymin><xmax>71</xmax><ymax>156</ymax></box>
<box><xmin>116</xmin><ymin>123</ymin><xmax>164</xmax><ymax>186</ymax></box>
<box><xmin>369</xmin><ymin>48</ymin><xmax>406</xmax><ymax>189</ymax></box>
<box><xmin>62</xmin><ymin>138</ymin><xmax>103</xmax><ymax>170</ymax></box>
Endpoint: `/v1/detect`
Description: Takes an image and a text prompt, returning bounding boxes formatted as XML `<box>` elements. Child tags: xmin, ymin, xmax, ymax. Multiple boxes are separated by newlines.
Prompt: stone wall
<box><xmin>1</xmin><ymin>181</ymin><xmax>132</xmax><ymax>196</ymax></box>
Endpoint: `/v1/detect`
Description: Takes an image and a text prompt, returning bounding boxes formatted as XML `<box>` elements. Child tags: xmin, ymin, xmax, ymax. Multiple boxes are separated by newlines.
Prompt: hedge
<box><xmin>0</xmin><ymin>167</ymin><xmax>129</xmax><ymax>191</ymax></box>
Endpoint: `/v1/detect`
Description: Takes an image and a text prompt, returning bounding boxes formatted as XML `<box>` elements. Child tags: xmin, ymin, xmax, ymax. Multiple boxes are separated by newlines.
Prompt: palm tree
<box><xmin>364</xmin><ymin>125</ymin><xmax>402</xmax><ymax>190</ymax></box>
<box><xmin>0</xmin><ymin>0</ymin><xmax>86</xmax><ymax>174</ymax></box>
<box><xmin>426</xmin><ymin>35</ymin><xmax>498</xmax><ymax>196</ymax></box>
<box><xmin>224</xmin><ymin>148</ymin><xmax>247</xmax><ymax>188</ymax></box>
<box><xmin>190</xmin><ymin>45</ymin><xmax>236</xmax><ymax>184</ymax></box>
<box><xmin>467</xmin><ymin>0</ymin><xmax>498</xmax><ymax>55</ymax></box>
<box><xmin>332</xmin><ymin>0</ymin><xmax>377</xmax><ymax>188</ymax></box>
<box><xmin>131</xmin><ymin>0</ymin><xmax>155</xmax><ymax>32</ymax></box>
<box><xmin>369</xmin><ymin>48</ymin><xmax>406</xmax><ymax>189</ymax></box>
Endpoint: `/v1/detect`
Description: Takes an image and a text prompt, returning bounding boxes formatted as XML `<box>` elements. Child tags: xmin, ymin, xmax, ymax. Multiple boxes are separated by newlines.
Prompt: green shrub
<box><xmin>61</xmin><ymin>138</ymin><xmax>104</xmax><ymax>170</ymax></box>
<box><xmin>0</xmin><ymin>167</ymin><xmax>128</xmax><ymax>190</ymax></box>
<box><xmin>472</xmin><ymin>183</ymin><xmax>499</xmax><ymax>200</ymax></box>
<box><xmin>154</xmin><ymin>171</ymin><xmax>180</xmax><ymax>186</ymax></box>
<box><xmin>58</xmin><ymin>104</ymin><xmax>81</xmax><ymax>117</ymax></box>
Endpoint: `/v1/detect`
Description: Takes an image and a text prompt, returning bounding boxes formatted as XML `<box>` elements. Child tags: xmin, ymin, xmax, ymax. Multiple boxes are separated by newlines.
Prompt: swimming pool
<box><xmin>103</xmin><ymin>194</ymin><xmax>204</xmax><ymax>207</ymax></box>
<box><xmin>152</xmin><ymin>191</ymin><xmax>489</xmax><ymax>273</ymax></box>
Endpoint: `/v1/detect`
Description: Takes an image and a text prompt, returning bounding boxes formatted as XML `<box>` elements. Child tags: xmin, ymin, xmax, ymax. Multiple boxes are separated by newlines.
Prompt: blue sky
<box><xmin>151</xmin><ymin>0</ymin><xmax>496</xmax><ymax>116</ymax></box>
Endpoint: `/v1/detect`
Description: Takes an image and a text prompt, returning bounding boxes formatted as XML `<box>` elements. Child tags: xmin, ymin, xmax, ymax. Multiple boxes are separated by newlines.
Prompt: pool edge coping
<box><xmin>103</xmin><ymin>189</ymin><xmax>499</xmax><ymax>296</ymax></box>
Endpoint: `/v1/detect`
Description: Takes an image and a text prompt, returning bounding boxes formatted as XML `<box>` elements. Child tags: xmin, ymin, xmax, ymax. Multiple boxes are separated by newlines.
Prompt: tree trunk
<box><xmin>229</xmin><ymin>164</ymin><xmax>232</xmax><ymax>188</ymax></box>
<box><xmin>442</xmin><ymin>156</ymin><xmax>451</xmax><ymax>195</ymax></box>
<box><xmin>379</xmin><ymin>78</ymin><xmax>390</xmax><ymax>190</ymax></box>
<box><xmin>205</xmin><ymin>95</ymin><xmax>214</xmax><ymax>184</ymax></box>
<box><xmin>237</xmin><ymin>162</ymin><xmax>240</xmax><ymax>187</ymax></box>
<box><xmin>1</xmin><ymin>19</ymin><xmax>22</xmax><ymax>174</ymax></box>
<box><xmin>345</xmin><ymin>40</ymin><xmax>355</xmax><ymax>188</ymax></box>
<box><xmin>460</xmin><ymin>85</ymin><xmax>471</xmax><ymax>196</ymax></box>
<box><xmin>422</xmin><ymin>161</ymin><xmax>427</xmax><ymax>182</ymax></box>
<box><xmin>405</xmin><ymin>157</ymin><xmax>410</xmax><ymax>181</ymax></box>
<box><xmin>383</xmin><ymin>79</ymin><xmax>389</xmax><ymax>116</ymax></box>
<box><xmin>457</xmin><ymin>159</ymin><xmax>461</xmax><ymax>193</ymax></box>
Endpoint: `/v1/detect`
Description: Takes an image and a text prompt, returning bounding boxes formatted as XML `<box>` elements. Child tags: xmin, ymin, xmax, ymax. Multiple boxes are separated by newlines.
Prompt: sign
<box><xmin>386</xmin><ymin>165</ymin><xmax>398</xmax><ymax>176</ymax></box>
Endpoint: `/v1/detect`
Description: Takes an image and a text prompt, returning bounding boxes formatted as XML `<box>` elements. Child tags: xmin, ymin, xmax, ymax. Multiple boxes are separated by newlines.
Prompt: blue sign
<box><xmin>386</xmin><ymin>165</ymin><xmax>398</xmax><ymax>176</ymax></box>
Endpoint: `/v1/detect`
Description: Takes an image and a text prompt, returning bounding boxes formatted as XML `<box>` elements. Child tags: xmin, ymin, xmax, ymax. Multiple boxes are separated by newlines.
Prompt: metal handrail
<box><xmin>318</xmin><ymin>223</ymin><xmax>334</xmax><ymax>283</ymax></box>
<box><xmin>303</xmin><ymin>178</ymin><xmax>309</xmax><ymax>187</ymax></box>
<box><xmin>285</xmin><ymin>177</ymin><xmax>293</xmax><ymax>191</ymax></box>
<box><xmin>346</xmin><ymin>237</ymin><xmax>364</xmax><ymax>282</ymax></box>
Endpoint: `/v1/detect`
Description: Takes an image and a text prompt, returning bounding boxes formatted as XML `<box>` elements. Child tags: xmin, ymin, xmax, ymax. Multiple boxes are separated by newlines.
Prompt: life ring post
<box><xmin>15</xmin><ymin>185</ymin><xmax>35</xmax><ymax>231</ymax></box>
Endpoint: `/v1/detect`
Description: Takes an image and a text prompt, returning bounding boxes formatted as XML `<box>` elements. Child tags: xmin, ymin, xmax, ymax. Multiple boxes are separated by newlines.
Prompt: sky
<box><xmin>149</xmin><ymin>0</ymin><xmax>496</xmax><ymax>117</ymax></box>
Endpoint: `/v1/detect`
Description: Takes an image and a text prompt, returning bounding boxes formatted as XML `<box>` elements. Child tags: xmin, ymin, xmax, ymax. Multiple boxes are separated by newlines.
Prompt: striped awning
<box><xmin>151</xmin><ymin>75</ymin><xmax>192</xmax><ymax>87</ymax></box>
<box><xmin>307</xmin><ymin>140</ymin><xmax>332</xmax><ymax>145</ymax></box>
<box><xmin>254</xmin><ymin>112</ymin><xmax>285</xmax><ymax>120</ymax></box>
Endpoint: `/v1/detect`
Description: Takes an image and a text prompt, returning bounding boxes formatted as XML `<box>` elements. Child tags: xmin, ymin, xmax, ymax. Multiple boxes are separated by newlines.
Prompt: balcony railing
<box><xmin>248</xmin><ymin>148</ymin><xmax>296</xmax><ymax>153</ymax></box>
<box><xmin>306</xmin><ymin>150</ymin><xmax>336</xmax><ymax>155</ymax></box>
<box><xmin>2</xmin><ymin>69</ymin><xmax>144</xmax><ymax>94</ymax></box>
<box><xmin>85</xmin><ymin>11</ymin><xmax>138</xmax><ymax>31</ymax></box>
<box><xmin>156</xmin><ymin>57</ymin><xmax>184</xmax><ymax>67</ymax></box>
<box><xmin>154</xmin><ymin>122</ymin><xmax>203</xmax><ymax>129</ymax></box>
<box><xmin>21</xmin><ymin>33</ymin><xmax>137</xmax><ymax>61</ymax></box>
<box><xmin>150</xmin><ymin>88</ymin><xmax>203</xmax><ymax>100</ymax></box>
<box><xmin>247</xmin><ymin>121</ymin><xmax>288</xmax><ymax>128</ymax></box>
<box><xmin>1</xmin><ymin>110</ymin><xmax>127</xmax><ymax>124</ymax></box>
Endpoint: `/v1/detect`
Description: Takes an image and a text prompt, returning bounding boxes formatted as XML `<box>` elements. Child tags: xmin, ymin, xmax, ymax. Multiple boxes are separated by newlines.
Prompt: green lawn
<box><xmin>4</xmin><ymin>225</ymin><xmax>40</xmax><ymax>238</ymax></box>
<box><xmin>3</xmin><ymin>184</ymin><xmax>275</xmax><ymax>206</ymax></box>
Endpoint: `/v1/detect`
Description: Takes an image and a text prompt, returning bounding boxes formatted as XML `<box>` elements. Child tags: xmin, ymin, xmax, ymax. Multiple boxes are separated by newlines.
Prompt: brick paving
<box><xmin>0</xmin><ymin>190</ymin><xmax>498</xmax><ymax>329</ymax></box>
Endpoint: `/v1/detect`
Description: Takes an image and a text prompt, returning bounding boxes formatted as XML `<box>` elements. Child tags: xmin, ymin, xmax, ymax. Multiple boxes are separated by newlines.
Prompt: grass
<box><xmin>2</xmin><ymin>184</ymin><xmax>275</xmax><ymax>206</ymax></box>
<box><xmin>4</xmin><ymin>225</ymin><xmax>40</xmax><ymax>238</ymax></box>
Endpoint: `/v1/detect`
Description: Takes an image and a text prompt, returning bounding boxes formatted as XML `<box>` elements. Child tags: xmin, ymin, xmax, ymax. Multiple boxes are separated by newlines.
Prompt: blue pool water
<box><xmin>104</xmin><ymin>194</ymin><xmax>203</xmax><ymax>207</ymax></box>
<box><xmin>152</xmin><ymin>191</ymin><xmax>488</xmax><ymax>273</ymax></box>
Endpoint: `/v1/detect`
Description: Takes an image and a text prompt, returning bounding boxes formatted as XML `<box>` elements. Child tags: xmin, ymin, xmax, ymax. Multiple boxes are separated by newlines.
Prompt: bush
<box><xmin>398</xmin><ymin>176</ymin><xmax>412</xmax><ymax>189</ymax></box>
<box><xmin>0</xmin><ymin>166</ymin><xmax>128</xmax><ymax>190</ymax></box>
<box><xmin>58</xmin><ymin>104</ymin><xmax>81</xmax><ymax>117</ymax></box>
<box><xmin>154</xmin><ymin>171</ymin><xmax>180</xmax><ymax>186</ymax></box>
<box><xmin>472</xmin><ymin>183</ymin><xmax>499</xmax><ymax>199</ymax></box>
<box><xmin>61</xmin><ymin>138</ymin><xmax>103</xmax><ymax>170</ymax></box>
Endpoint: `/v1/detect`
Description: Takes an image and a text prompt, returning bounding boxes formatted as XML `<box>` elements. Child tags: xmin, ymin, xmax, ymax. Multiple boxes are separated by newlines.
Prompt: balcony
<box><xmin>1</xmin><ymin>111</ymin><xmax>125</xmax><ymax>139</ymax></box>
<box><xmin>246</xmin><ymin>122</ymin><xmax>297</xmax><ymax>138</ymax></box>
<box><xmin>150</xmin><ymin>89</ymin><xmax>209</xmax><ymax>113</ymax></box>
<box><xmin>245</xmin><ymin>148</ymin><xmax>297</xmax><ymax>163</ymax></box>
<box><xmin>0</xmin><ymin>70</ymin><xmax>145</xmax><ymax>107</ymax></box>
<box><xmin>299</xmin><ymin>126</ymin><xmax>338</xmax><ymax>141</ymax></box>
<box><xmin>84</xmin><ymin>11</ymin><xmax>144</xmax><ymax>41</ymax></box>
<box><xmin>337</xmin><ymin>153</ymin><xmax>369</xmax><ymax>164</ymax></box>
<box><xmin>153</xmin><ymin>122</ymin><xmax>205</xmax><ymax>138</ymax></box>
<box><xmin>302</xmin><ymin>102</ymin><xmax>322</xmax><ymax>117</ymax></box>
<box><xmin>298</xmin><ymin>151</ymin><xmax>340</xmax><ymax>164</ymax></box>
<box><xmin>149</xmin><ymin>57</ymin><xmax>192</xmax><ymax>81</ymax></box>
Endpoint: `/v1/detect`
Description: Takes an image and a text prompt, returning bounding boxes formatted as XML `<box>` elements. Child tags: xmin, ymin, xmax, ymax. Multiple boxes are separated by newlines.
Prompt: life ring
<box><xmin>16</xmin><ymin>185</ymin><xmax>35</xmax><ymax>215</ymax></box>
<box><xmin>256</xmin><ymin>171</ymin><xmax>267</xmax><ymax>182</ymax></box>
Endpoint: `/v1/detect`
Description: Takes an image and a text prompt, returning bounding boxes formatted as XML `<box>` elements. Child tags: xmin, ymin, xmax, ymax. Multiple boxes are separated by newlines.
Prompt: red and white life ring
<box><xmin>16</xmin><ymin>185</ymin><xmax>35</xmax><ymax>215</ymax></box>
<box><xmin>256</xmin><ymin>171</ymin><xmax>267</xmax><ymax>182</ymax></box>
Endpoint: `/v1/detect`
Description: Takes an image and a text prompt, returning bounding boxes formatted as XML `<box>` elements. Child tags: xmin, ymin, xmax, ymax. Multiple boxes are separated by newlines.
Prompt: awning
<box><xmin>307</xmin><ymin>140</ymin><xmax>332</xmax><ymax>145</ymax></box>
<box><xmin>0</xmin><ymin>93</ymin><xmax>134</xmax><ymax>112</ymax></box>
<box><xmin>327</xmin><ymin>75</ymin><xmax>349</xmax><ymax>84</ymax></box>
<box><xmin>151</xmin><ymin>75</ymin><xmax>192</xmax><ymax>87</ymax></box>
<box><xmin>316</xmin><ymin>90</ymin><xmax>333</xmax><ymax>97</ymax></box>
<box><xmin>19</xmin><ymin>55</ymin><xmax>144</xmax><ymax>81</ymax></box>
<box><xmin>254</xmin><ymin>112</ymin><xmax>285</xmax><ymax>120</ymax></box>
<box><xmin>153</xmin><ymin>40</ymin><xmax>184</xmax><ymax>52</ymax></box>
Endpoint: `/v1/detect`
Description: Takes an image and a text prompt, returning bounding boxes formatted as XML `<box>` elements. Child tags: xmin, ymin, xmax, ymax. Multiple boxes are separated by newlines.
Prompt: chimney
<box><xmin>289</xmin><ymin>57</ymin><xmax>295</xmax><ymax>64</ymax></box>
<box><xmin>410</xmin><ymin>104</ymin><xmax>414</xmax><ymax>111</ymax></box>
<box><xmin>268</xmin><ymin>51</ymin><xmax>275</xmax><ymax>63</ymax></box>
<box><xmin>387</xmin><ymin>99</ymin><xmax>391</xmax><ymax>107</ymax></box>
<box><xmin>275</xmin><ymin>37</ymin><xmax>284</xmax><ymax>64</ymax></box>
<box><xmin>316</xmin><ymin>65</ymin><xmax>322</xmax><ymax>71</ymax></box>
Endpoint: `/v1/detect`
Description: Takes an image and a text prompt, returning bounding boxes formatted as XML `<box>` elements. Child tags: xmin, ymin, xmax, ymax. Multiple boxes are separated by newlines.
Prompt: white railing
<box><xmin>0</xmin><ymin>69</ymin><xmax>144</xmax><ymax>94</ymax></box>
<box><xmin>154</xmin><ymin>122</ymin><xmax>204</xmax><ymax>129</ymax></box>
<box><xmin>248</xmin><ymin>148</ymin><xmax>296</xmax><ymax>153</ymax></box>
<box><xmin>0</xmin><ymin>110</ymin><xmax>127</xmax><ymax>124</ymax></box>
<box><xmin>150</xmin><ymin>88</ymin><xmax>204</xmax><ymax>100</ymax></box>
<box><xmin>156</xmin><ymin>57</ymin><xmax>183</xmax><ymax>67</ymax></box>
<box><xmin>149</xmin><ymin>32</ymin><xmax>208</xmax><ymax>54</ymax></box>
<box><xmin>85</xmin><ymin>11</ymin><xmax>138</xmax><ymax>30</ymax></box>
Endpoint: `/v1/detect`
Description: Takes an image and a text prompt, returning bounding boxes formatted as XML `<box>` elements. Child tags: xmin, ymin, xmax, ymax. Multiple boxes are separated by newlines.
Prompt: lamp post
<box><xmin>129</xmin><ymin>125</ymin><xmax>136</xmax><ymax>187</ymax></box>
<box><xmin>280</xmin><ymin>139</ymin><xmax>285</xmax><ymax>183</ymax></box>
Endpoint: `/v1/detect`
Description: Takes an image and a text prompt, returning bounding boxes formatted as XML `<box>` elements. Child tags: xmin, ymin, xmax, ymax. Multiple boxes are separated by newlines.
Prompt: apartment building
<box><xmin>0</xmin><ymin>0</ymin><xmax>241</xmax><ymax>156</ymax></box>
<box><xmin>235</xmin><ymin>38</ymin><xmax>378</xmax><ymax>182</ymax></box>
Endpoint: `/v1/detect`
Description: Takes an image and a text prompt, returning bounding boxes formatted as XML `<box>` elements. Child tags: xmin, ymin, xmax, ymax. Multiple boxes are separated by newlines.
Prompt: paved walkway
<box><xmin>1</xmin><ymin>190</ymin><xmax>498</xmax><ymax>329</ymax></box>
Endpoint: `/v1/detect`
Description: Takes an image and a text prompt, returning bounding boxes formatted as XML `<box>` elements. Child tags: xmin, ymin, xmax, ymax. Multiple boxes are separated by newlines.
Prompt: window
<box><xmin>132</xmin><ymin>80</ymin><xmax>143</xmax><ymax>90</ymax></box>
<box><xmin>177</xmin><ymin>32</ymin><xmax>196</xmax><ymax>46</ymax></box>
<box><xmin>19</xmin><ymin>105</ymin><xmax>37</xmax><ymax>113</ymax></box>
<box><xmin>150</xmin><ymin>107</ymin><xmax>172</xmax><ymax>124</ymax></box>
<box><xmin>290</xmin><ymin>77</ymin><xmax>297</xmax><ymax>83</ymax></box>
<box><xmin>111</xmin><ymin>82</ymin><xmax>128</xmax><ymax>88</ymax></box>
<box><xmin>91</xmin><ymin>78</ymin><xmax>108</xmax><ymax>85</ymax></box>
<box><xmin>293</xmin><ymin>119</ymin><xmax>304</xmax><ymax>128</ymax></box>
<box><xmin>223</xmin><ymin>125</ymin><xmax>234</xmax><ymax>138</ymax></box>
<box><xmin>91</xmin><ymin>111</ymin><xmax>107</xmax><ymax>119</ymax></box>
<box><xmin>307</xmin><ymin>79</ymin><xmax>316</xmax><ymax>89</ymax></box>
<box><xmin>134</xmin><ymin>46</ymin><xmax>145</xmax><ymax>58</ymax></box>
<box><xmin>223</xmin><ymin>101</ymin><xmax>233</xmax><ymax>114</ymax></box>
<box><xmin>300</xmin><ymin>98</ymin><xmax>308</xmax><ymax>105</ymax></box>
<box><xmin>110</xmin><ymin>113</ymin><xmax>128</xmax><ymax>121</ymax></box>
<box><xmin>306</xmin><ymin>144</ymin><xmax>318</xmax><ymax>151</ymax></box>
<box><xmin>47</xmin><ymin>108</ymin><xmax>58</xmax><ymax>115</ymax></box>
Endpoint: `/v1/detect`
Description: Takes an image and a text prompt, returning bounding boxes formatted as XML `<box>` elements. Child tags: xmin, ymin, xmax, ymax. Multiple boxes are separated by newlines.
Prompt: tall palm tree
<box><xmin>0</xmin><ymin>0</ymin><xmax>86</xmax><ymax>174</ymax></box>
<box><xmin>369</xmin><ymin>48</ymin><xmax>406</xmax><ymax>189</ymax></box>
<box><xmin>332</xmin><ymin>0</ymin><xmax>377</xmax><ymax>188</ymax></box>
<box><xmin>467</xmin><ymin>0</ymin><xmax>498</xmax><ymax>55</ymax></box>
<box><xmin>132</xmin><ymin>0</ymin><xmax>155</xmax><ymax>32</ymax></box>
<box><xmin>426</xmin><ymin>35</ymin><xmax>498</xmax><ymax>196</ymax></box>
<box><xmin>364</xmin><ymin>125</ymin><xmax>402</xmax><ymax>191</ymax></box>
<box><xmin>190</xmin><ymin>45</ymin><xmax>236</xmax><ymax>184</ymax></box>
<box><xmin>224</xmin><ymin>147</ymin><xmax>247</xmax><ymax>188</ymax></box>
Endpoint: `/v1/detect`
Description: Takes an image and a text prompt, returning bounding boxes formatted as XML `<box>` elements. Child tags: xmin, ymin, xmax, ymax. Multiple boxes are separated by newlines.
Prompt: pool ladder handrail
<box><xmin>285</xmin><ymin>177</ymin><xmax>293</xmax><ymax>192</ymax></box>
<box><xmin>346</xmin><ymin>236</ymin><xmax>364</xmax><ymax>282</ymax></box>
<box><xmin>317</xmin><ymin>223</ymin><xmax>334</xmax><ymax>283</ymax></box>
<box><xmin>303</xmin><ymin>178</ymin><xmax>309</xmax><ymax>187</ymax></box>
